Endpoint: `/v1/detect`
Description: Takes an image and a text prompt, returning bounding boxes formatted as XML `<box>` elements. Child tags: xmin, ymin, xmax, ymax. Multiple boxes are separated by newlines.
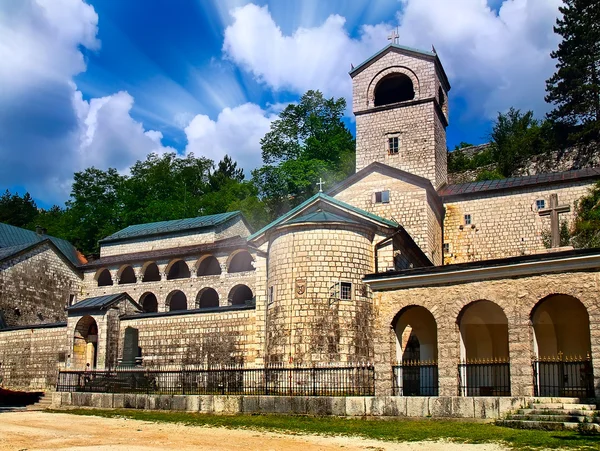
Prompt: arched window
<box><xmin>118</xmin><ymin>266</ymin><xmax>136</xmax><ymax>284</ymax></box>
<box><xmin>374</xmin><ymin>73</ymin><xmax>415</xmax><ymax>107</ymax></box>
<box><xmin>167</xmin><ymin>260</ymin><xmax>190</xmax><ymax>280</ymax></box>
<box><xmin>139</xmin><ymin>292</ymin><xmax>158</xmax><ymax>313</ymax></box>
<box><xmin>229</xmin><ymin>284</ymin><xmax>253</xmax><ymax>306</ymax></box>
<box><xmin>96</xmin><ymin>269</ymin><xmax>113</xmax><ymax>287</ymax></box>
<box><xmin>167</xmin><ymin>290</ymin><xmax>187</xmax><ymax>311</ymax></box>
<box><xmin>142</xmin><ymin>262</ymin><xmax>161</xmax><ymax>282</ymax></box>
<box><xmin>228</xmin><ymin>251</ymin><xmax>254</xmax><ymax>273</ymax></box>
<box><xmin>197</xmin><ymin>256</ymin><xmax>222</xmax><ymax>276</ymax></box>
<box><xmin>196</xmin><ymin>288</ymin><xmax>219</xmax><ymax>309</ymax></box>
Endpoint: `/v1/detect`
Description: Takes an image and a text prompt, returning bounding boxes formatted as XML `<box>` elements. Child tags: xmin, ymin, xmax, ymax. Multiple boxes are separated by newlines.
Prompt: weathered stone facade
<box><xmin>0</xmin><ymin>244</ymin><xmax>81</xmax><ymax>327</ymax></box>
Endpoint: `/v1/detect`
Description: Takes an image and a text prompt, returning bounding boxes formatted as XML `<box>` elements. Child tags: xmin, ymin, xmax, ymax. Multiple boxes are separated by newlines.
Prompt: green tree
<box><xmin>0</xmin><ymin>190</ymin><xmax>39</xmax><ymax>227</ymax></box>
<box><xmin>253</xmin><ymin>90</ymin><xmax>355</xmax><ymax>217</ymax></box>
<box><xmin>545</xmin><ymin>0</ymin><xmax>600</xmax><ymax>143</ymax></box>
<box><xmin>571</xmin><ymin>181</ymin><xmax>600</xmax><ymax>247</ymax></box>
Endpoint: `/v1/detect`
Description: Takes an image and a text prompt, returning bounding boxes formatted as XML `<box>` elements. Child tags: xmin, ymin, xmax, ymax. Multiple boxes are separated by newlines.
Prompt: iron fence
<box><xmin>56</xmin><ymin>364</ymin><xmax>374</xmax><ymax>396</ymax></box>
<box><xmin>532</xmin><ymin>355</ymin><xmax>594</xmax><ymax>398</ymax></box>
<box><xmin>458</xmin><ymin>359</ymin><xmax>511</xmax><ymax>396</ymax></box>
<box><xmin>392</xmin><ymin>361</ymin><xmax>438</xmax><ymax>396</ymax></box>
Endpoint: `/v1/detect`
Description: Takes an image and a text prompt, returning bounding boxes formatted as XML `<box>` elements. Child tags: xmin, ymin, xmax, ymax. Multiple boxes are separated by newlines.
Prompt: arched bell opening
<box><xmin>374</xmin><ymin>73</ymin><xmax>415</xmax><ymax>107</ymax></box>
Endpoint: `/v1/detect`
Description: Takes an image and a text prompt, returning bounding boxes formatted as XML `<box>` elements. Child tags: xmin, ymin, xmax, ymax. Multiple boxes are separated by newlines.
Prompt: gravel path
<box><xmin>0</xmin><ymin>411</ymin><xmax>509</xmax><ymax>451</ymax></box>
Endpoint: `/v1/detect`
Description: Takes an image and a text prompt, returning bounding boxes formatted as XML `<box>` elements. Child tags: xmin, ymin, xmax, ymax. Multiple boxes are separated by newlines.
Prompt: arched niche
<box><xmin>197</xmin><ymin>255</ymin><xmax>222</xmax><ymax>276</ymax></box>
<box><xmin>531</xmin><ymin>294</ymin><xmax>593</xmax><ymax>397</ymax></box>
<box><xmin>118</xmin><ymin>265</ymin><xmax>137</xmax><ymax>285</ymax></box>
<box><xmin>196</xmin><ymin>288</ymin><xmax>219</xmax><ymax>309</ymax></box>
<box><xmin>96</xmin><ymin>269</ymin><xmax>113</xmax><ymax>287</ymax></box>
<box><xmin>139</xmin><ymin>292</ymin><xmax>158</xmax><ymax>313</ymax></box>
<box><xmin>392</xmin><ymin>306</ymin><xmax>438</xmax><ymax>396</ymax></box>
<box><xmin>229</xmin><ymin>284</ymin><xmax>253</xmax><ymax>306</ymax></box>
<box><xmin>167</xmin><ymin>290</ymin><xmax>187</xmax><ymax>311</ymax></box>
<box><xmin>142</xmin><ymin>262</ymin><xmax>161</xmax><ymax>282</ymax></box>
<box><xmin>228</xmin><ymin>250</ymin><xmax>254</xmax><ymax>273</ymax></box>
<box><xmin>374</xmin><ymin>73</ymin><xmax>415</xmax><ymax>106</ymax></box>
<box><xmin>166</xmin><ymin>260</ymin><xmax>190</xmax><ymax>280</ymax></box>
<box><xmin>73</xmin><ymin>315</ymin><xmax>98</xmax><ymax>369</ymax></box>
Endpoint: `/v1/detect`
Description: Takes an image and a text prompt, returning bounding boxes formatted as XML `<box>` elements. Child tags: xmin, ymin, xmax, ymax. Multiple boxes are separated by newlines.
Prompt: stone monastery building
<box><xmin>2</xmin><ymin>43</ymin><xmax>600</xmax><ymax>401</ymax></box>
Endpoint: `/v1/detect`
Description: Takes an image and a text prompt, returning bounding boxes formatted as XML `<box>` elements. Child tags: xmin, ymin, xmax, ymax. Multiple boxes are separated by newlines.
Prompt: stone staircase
<box><xmin>497</xmin><ymin>399</ymin><xmax>600</xmax><ymax>431</ymax></box>
<box><xmin>25</xmin><ymin>393</ymin><xmax>52</xmax><ymax>411</ymax></box>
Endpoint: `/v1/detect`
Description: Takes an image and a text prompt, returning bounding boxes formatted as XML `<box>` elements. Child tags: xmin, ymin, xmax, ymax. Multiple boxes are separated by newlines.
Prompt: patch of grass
<box><xmin>49</xmin><ymin>408</ymin><xmax>600</xmax><ymax>450</ymax></box>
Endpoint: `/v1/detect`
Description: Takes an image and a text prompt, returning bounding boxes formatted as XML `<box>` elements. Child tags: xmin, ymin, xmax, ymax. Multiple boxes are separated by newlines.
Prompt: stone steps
<box><xmin>497</xmin><ymin>400</ymin><xmax>599</xmax><ymax>432</ymax></box>
<box><xmin>25</xmin><ymin>394</ymin><xmax>52</xmax><ymax>411</ymax></box>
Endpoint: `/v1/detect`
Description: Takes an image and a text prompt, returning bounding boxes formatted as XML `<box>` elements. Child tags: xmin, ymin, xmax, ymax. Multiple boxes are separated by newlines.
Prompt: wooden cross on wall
<box><xmin>538</xmin><ymin>193</ymin><xmax>570</xmax><ymax>248</ymax></box>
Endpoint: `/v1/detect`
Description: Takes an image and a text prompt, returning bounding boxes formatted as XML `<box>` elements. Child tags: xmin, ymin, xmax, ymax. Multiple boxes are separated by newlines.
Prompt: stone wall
<box><xmin>0</xmin><ymin>324</ymin><xmax>67</xmax><ymax>389</ymax></box>
<box><xmin>443</xmin><ymin>180</ymin><xmax>594</xmax><ymax>263</ymax></box>
<box><xmin>352</xmin><ymin>49</ymin><xmax>447</xmax><ymax>189</ymax></box>
<box><xmin>0</xmin><ymin>244</ymin><xmax>81</xmax><ymax>327</ymax></box>
<box><xmin>371</xmin><ymin>269</ymin><xmax>600</xmax><ymax>398</ymax></box>
<box><xmin>266</xmin><ymin>224</ymin><xmax>374</xmax><ymax>364</ymax></box>
<box><xmin>119</xmin><ymin>308</ymin><xmax>257</xmax><ymax>367</ymax></box>
<box><xmin>333</xmin><ymin>170</ymin><xmax>441</xmax><ymax>264</ymax></box>
<box><xmin>99</xmin><ymin>217</ymin><xmax>250</xmax><ymax>258</ymax></box>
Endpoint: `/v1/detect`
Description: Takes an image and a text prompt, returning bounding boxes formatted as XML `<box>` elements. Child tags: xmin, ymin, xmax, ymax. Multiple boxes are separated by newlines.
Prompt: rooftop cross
<box><xmin>317</xmin><ymin>178</ymin><xmax>325</xmax><ymax>193</ymax></box>
<box><xmin>538</xmin><ymin>193</ymin><xmax>571</xmax><ymax>248</ymax></box>
<box><xmin>387</xmin><ymin>29</ymin><xmax>399</xmax><ymax>45</ymax></box>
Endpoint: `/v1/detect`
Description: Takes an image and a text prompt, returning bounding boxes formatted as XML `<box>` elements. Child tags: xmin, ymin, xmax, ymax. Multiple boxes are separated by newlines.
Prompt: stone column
<box><xmin>589</xmin><ymin>317</ymin><xmax>600</xmax><ymax>398</ymax></box>
<box><xmin>437</xmin><ymin>320</ymin><xmax>460</xmax><ymax>396</ymax></box>
<box><xmin>253</xmin><ymin>252</ymin><xmax>268</xmax><ymax>366</ymax></box>
<box><xmin>508</xmin><ymin>312</ymin><xmax>534</xmax><ymax>396</ymax></box>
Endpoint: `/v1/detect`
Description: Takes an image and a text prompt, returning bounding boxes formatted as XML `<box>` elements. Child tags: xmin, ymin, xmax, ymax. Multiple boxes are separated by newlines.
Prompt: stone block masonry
<box><xmin>0</xmin><ymin>323</ymin><xmax>67</xmax><ymax>390</ymax></box>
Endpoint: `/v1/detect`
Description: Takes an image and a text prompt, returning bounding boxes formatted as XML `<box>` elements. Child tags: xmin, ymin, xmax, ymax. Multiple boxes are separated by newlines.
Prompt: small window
<box><xmin>536</xmin><ymin>199</ymin><xmax>545</xmax><ymax>210</ymax></box>
<box><xmin>68</xmin><ymin>294</ymin><xmax>76</xmax><ymax>306</ymax></box>
<box><xmin>443</xmin><ymin>243</ymin><xmax>450</xmax><ymax>254</ymax></box>
<box><xmin>388</xmin><ymin>137</ymin><xmax>399</xmax><ymax>154</ymax></box>
<box><xmin>464</xmin><ymin>214</ymin><xmax>472</xmax><ymax>226</ymax></box>
<box><xmin>374</xmin><ymin>190</ymin><xmax>390</xmax><ymax>204</ymax></box>
<box><xmin>340</xmin><ymin>282</ymin><xmax>352</xmax><ymax>300</ymax></box>
<box><xmin>57</xmin><ymin>352</ymin><xmax>66</xmax><ymax>363</ymax></box>
<box><xmin>268</xmin><ymin>286</ymin><xmax>275</xmax><ymax>305</ymax></box>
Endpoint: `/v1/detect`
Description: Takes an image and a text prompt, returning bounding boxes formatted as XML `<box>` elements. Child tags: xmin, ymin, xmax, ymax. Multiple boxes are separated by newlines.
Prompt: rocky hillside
<box><xmin>448</xmin><ymin>142</ymin><xmax>600</xmax><ymax>185</ymax></box>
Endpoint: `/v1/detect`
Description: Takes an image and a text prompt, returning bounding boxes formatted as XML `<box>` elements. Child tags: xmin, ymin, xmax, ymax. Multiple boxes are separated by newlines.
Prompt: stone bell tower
<box><xmin>350</xmin><ymin>43</ymin><xmax>451</xmax><ymax>190</ymax></box>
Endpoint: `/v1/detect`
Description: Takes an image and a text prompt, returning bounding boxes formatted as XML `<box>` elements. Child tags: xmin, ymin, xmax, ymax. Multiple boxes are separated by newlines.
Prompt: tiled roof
<box><xmin>439</xmin><ymin>168</ymin><xmax>600</xmax><ymax>199</ymax></box>
<box><xmin>100</xmin><ymin>211</ymin><xmax>241</xmax><ymax>244</ymax></box>
<box><xmin>67</xmin><ymin>293</ymin><xmax>138</xmax><ymax>313</ymax></box>
<box><xmin>0</xmin><ymin>222</ymin><xmax>84</xmax><ymax>266</ymax></box>
<box><xmin>81</xmin><ymin>236</ymin><xmax>248</xmax><ymax>269</ymax></box>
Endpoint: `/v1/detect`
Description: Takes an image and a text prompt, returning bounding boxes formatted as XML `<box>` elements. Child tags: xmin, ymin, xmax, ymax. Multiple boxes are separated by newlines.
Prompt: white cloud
<box><xmin>223</xmin><ymin>1</ymin><xmax>562</xmax><ymax>119</ymax></box>
<box><xmin>184</xmin><ymin>103</ymin><xmax>278</xmax><ymax>174</ymax></box>
<box><xmin>0</xmin><ymin>0</ymin><xmax>172</xmax><ymax>203</ymax></box>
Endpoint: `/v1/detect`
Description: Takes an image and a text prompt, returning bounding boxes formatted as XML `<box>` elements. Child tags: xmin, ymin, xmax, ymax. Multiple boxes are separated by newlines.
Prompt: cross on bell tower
<box><xmin>538</xmin><ymin>193</ymin><xmax>571</xmax><ymax>248</ymax></box>
<box><xmin>387</xmin><ymin>29</ymin><xmax>399</xmax><ymax>44</ymax></box>
<box><xmin>316</xmin><ymin>178</ymin><xmax>325</xmax><ymax>193</ymax></box>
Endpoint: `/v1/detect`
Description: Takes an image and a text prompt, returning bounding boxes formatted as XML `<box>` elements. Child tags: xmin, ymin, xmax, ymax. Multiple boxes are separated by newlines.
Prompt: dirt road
<box><xmin>0</xmin><ymin>410</ymin><xmax>508</xmax><ymax>451</ymax></box>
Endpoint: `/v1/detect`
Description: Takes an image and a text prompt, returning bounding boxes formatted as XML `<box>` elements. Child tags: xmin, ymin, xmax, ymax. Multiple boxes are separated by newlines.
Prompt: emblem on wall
<box><xmin>295</xmin><ymin>279</ymin><xmax>306</xmax><ymax>297</ymax></box>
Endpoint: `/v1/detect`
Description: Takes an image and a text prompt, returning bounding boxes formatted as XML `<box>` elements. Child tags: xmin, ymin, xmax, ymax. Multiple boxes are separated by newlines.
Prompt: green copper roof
<box><xmin>100</xmin><ymin>211</ymin><xmax>241</xmax><ymax>244</ymax></box>
<box><xmin>349</xmin><ymin>43</ymin><xmax>436</xmax><ymax>77</ymax></box>
<box><xmin>67</xmin><ymin>293</ymin><xmax>139</xmax><ymax>313</ymax></box>
<box><xmin>287</xmin><ymin>210</ymin><xmax>360</xmax><ymax>226</ymax></box>
<box><xmin>0</xmin><ymin>222</ymin><xmax>82</xmax><ymax>266</ymax></box>
<box><xmin>248</xmin><ymin>192</ymin><xmax>397</xmax><ymax>242</ymax></box>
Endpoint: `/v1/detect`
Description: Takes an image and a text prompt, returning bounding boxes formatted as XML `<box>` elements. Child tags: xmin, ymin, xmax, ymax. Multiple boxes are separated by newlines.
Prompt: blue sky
<box><xmin>0</xmin><ymin>0</ymin><xmax>563</xmax><ymax>207</ymax></box>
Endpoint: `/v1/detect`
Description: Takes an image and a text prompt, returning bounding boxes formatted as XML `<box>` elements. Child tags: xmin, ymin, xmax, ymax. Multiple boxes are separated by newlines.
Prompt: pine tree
<box><xmin>545</xmin><ymin>0</ymin><xmax>600</xmax><ymax>142</ymax></box>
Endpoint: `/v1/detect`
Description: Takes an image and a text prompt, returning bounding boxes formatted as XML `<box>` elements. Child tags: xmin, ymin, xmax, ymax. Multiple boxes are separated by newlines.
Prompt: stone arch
<box><xmin>118</xmin><ymin>265</ymin><xmax>136</xmax><ymax>285</ymax></box>
<box><xmin>196</xmin><ymin>288</ymin><xmax>219</xmax><ymax>309</ymax></box>
<box><xmin>96</xmin><ymin>268</ymin><xmax>113</xmax><ymax>287</ymax></box>
<box><xmin>391</xmin><ymin>305</ymin><xmax>438</xmax><ymax>396</ymax></box>
<box><xmin>196</xmin><ymin>255</ymin><xmax>222</xmax><ymax>276</ymax></box>
<box><xmin>166</xmin><ymin>290</ymin><xmax>187</xmax><ymax>311</ymax></box>
<box><xmin>531</xmin><ymin>294</ymin><xmax>593</xmax><ymax>397</ymax></box>
<box><xmin>367</xmin><ymin>66</ymin><xmax>420</xmax><ymax>108</ymax></box>
<box><xmin>139</xmin><ymin>292</ymin><xmax>158</xmax><ymax>313</ymax></box>
<box><xmin>166</xmin><ymin>259</ymin><xmax>190</xmax><ymax>280</ymax></box>
<box><xmin>73</xmin><ymin>315</ymin><xmax>98</xmax><ymax>369</ymax></box>
<box><xmin>228</xmin><ymin>284</ymin><xmax>253</xmax><ymax>306</ymax></box>
<box><xmin>141</xmin><ymin>262</ymin><xmax>161</xmax><ymax>282</ymax></box>
<box><xmin>457</xmin><ymin>300</ymin><xmax>510</xmax><ymax>396</ymax></box>
<box><xmin>227</xmin><ymin>250</ymin><xmax>254</xmax><ymax>273</ymax></box>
